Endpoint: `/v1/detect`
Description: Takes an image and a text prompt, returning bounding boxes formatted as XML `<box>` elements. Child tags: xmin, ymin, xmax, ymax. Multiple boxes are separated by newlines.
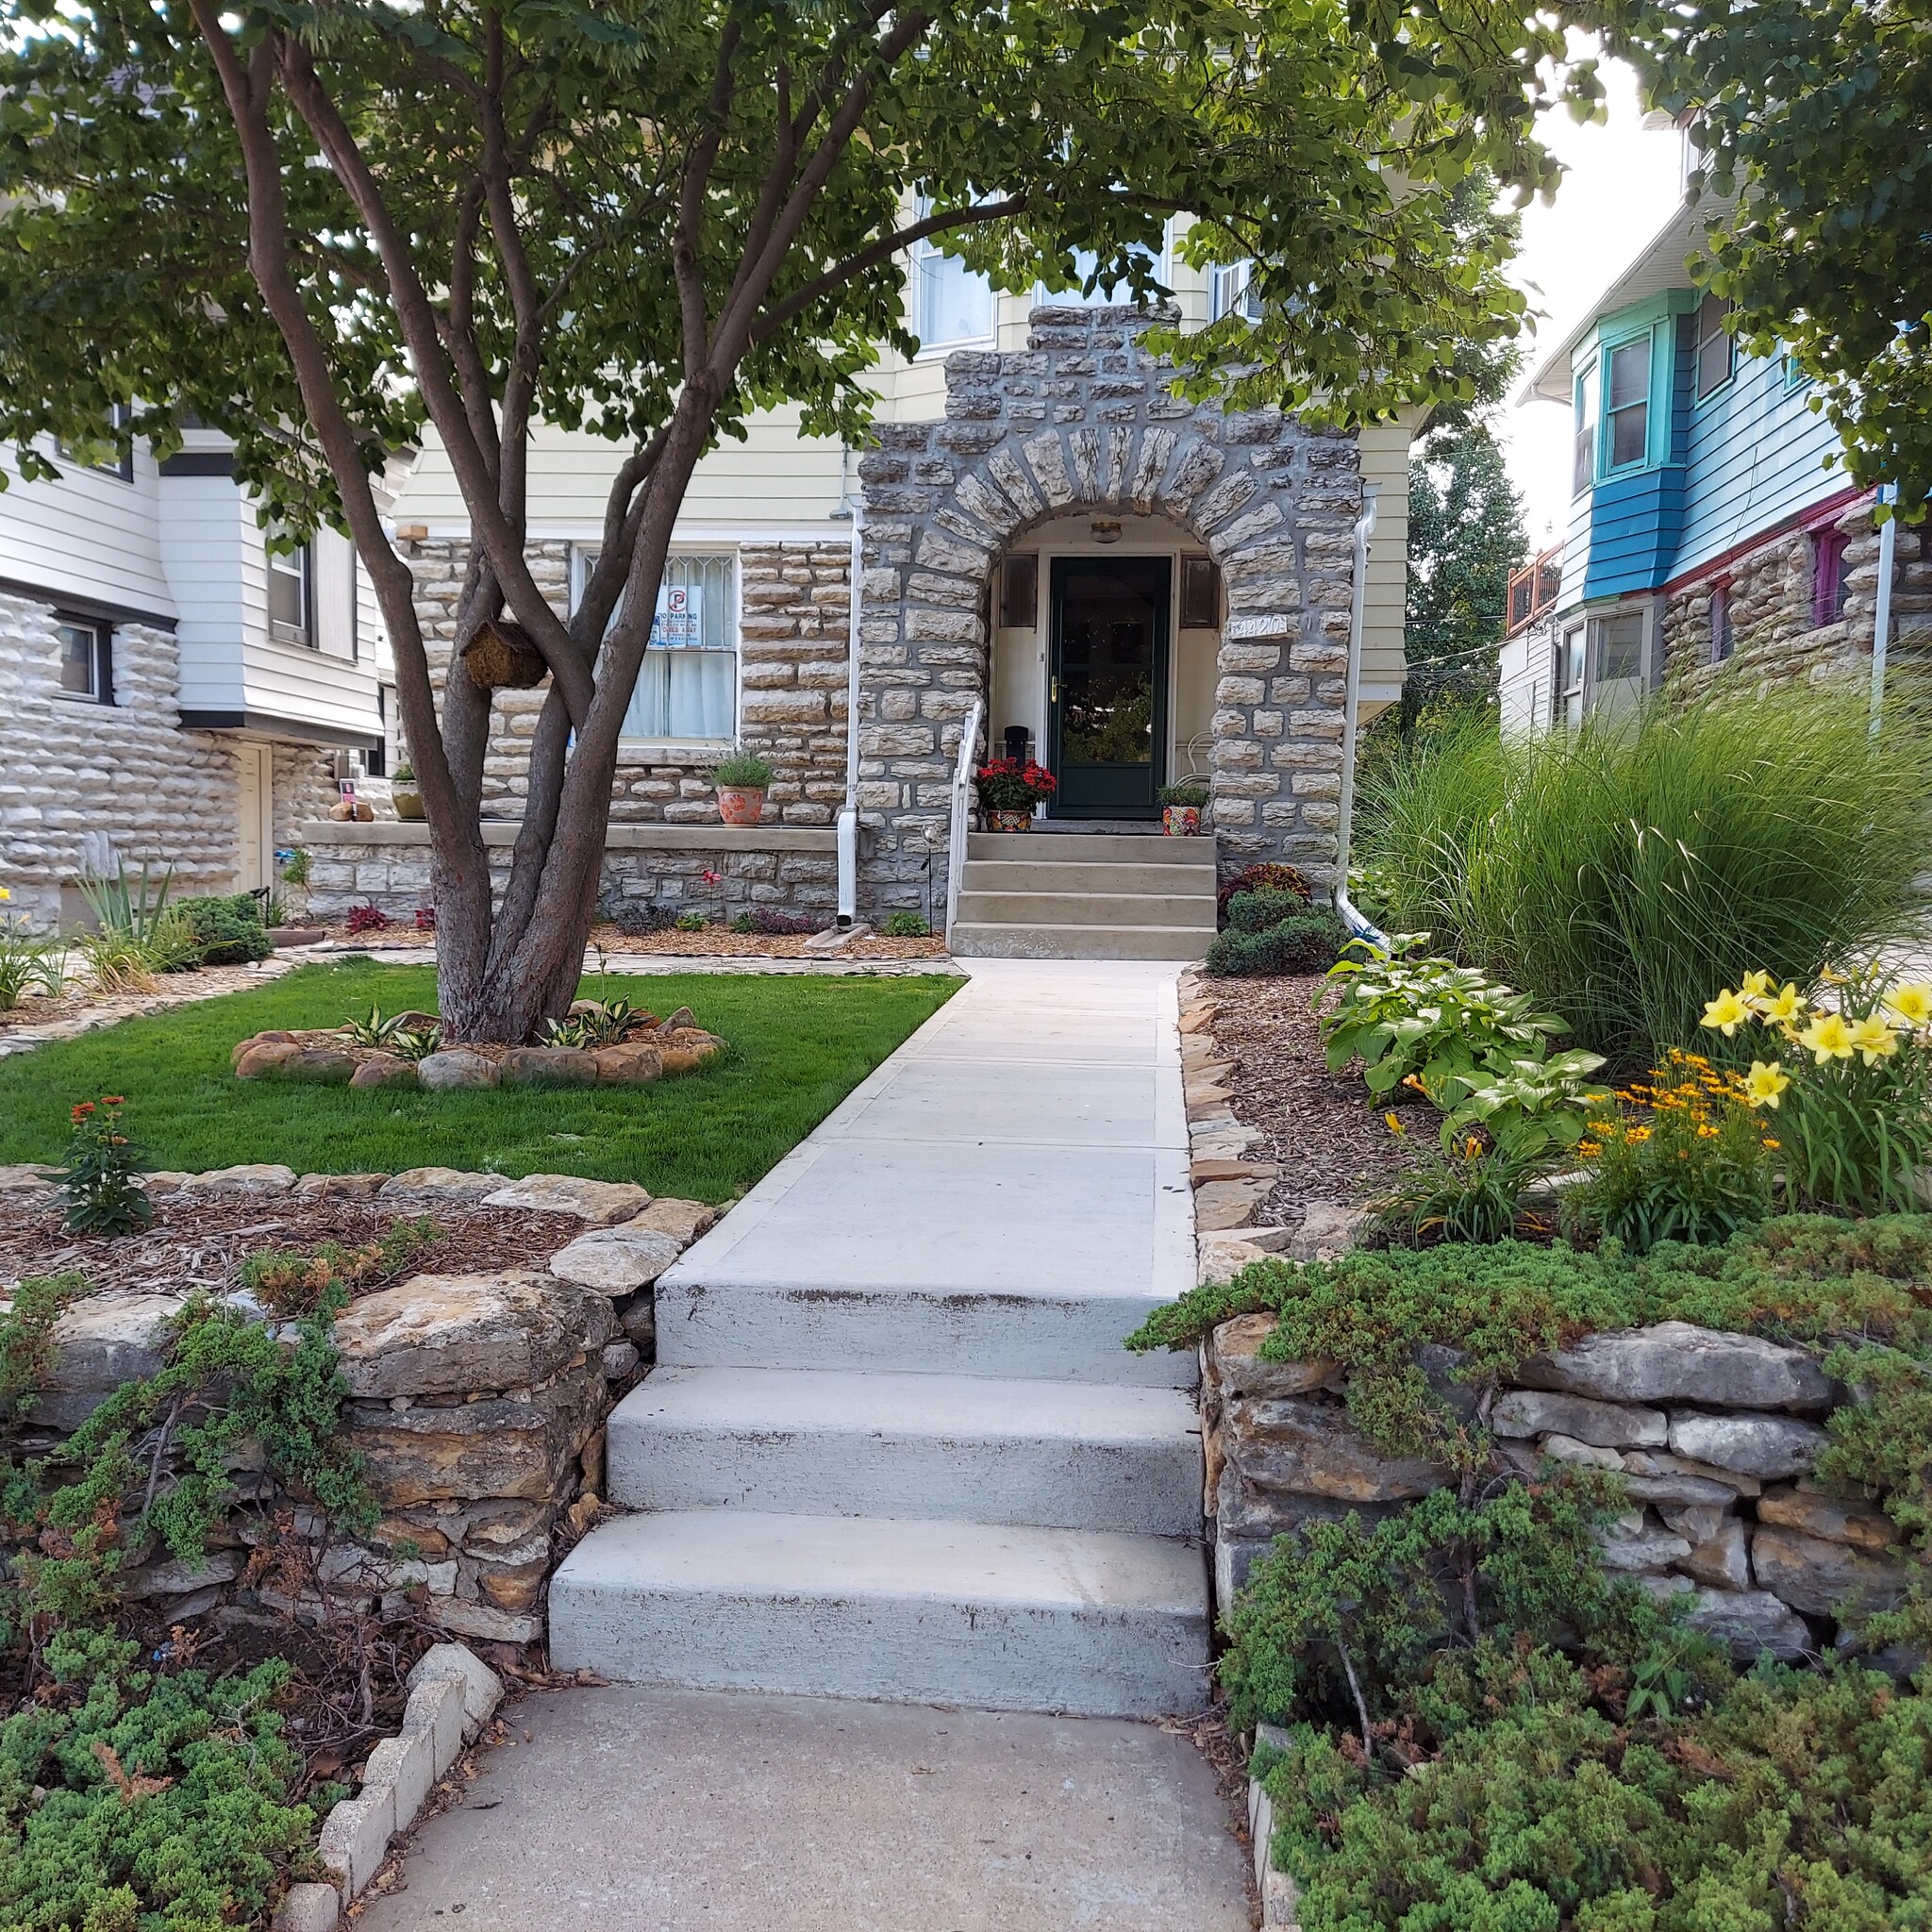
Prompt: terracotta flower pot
<box><xmin>718</xmin><ymin>785</ymin><xmax>766</xmax><ymax>827</ymax></box>
<box><xmin>1162</xmin><ymin>805</ymin><xmax>1203</xmax><ymax>836</ymax></box>
<box><xmin>989</xmin><ymin>808</ymin><xmax>1034</xmax><ymax>832</ymax></box>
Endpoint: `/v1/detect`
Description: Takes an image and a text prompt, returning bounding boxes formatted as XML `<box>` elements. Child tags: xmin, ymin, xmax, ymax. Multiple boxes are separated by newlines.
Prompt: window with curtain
<box><xmin>911</xmin><ymin>215</ymin><xmax>993</xmax><ymax>349</ymax></box>
<box><xmin>575</xmin><ymin>550</ymin><xmax>739</xmax><ymax>743</ymax></box>
<box><xmin>1208</xmin><ymin>259</ymin><xmax>1261</xmax><ymax>324</ymax></box>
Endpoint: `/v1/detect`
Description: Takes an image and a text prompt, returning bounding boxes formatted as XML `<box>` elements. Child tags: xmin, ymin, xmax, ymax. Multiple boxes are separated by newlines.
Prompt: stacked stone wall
<box><xmin>1662</xmin><ymin>497</ymin><xmax>1932</xmax><ymax>699</ymax></box>
<box><xmin>0</xmin><ymin>591</ymin><xmax>243</xmax><ymax>925</ymax></box>
<box><xmin>856</xmin><ymin>306</ymin><xmax>1358</xmax><ymax>909</ymax></box>
<box><xmin>400</xmin><ymin>536</ymin><xmax>850</xmax><ymax>830</ymax></box>
<box><xmin>1205</xmin><ymin>1312</ymin><xmax>1910</xmax><ymax>1663</ymax></box>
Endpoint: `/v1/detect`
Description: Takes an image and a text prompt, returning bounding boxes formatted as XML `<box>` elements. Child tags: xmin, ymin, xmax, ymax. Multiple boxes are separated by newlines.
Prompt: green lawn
<box><xmin>0</xmin><ymin>961</ymin><xmax>961</xmax><ymax>1202</ymax></box>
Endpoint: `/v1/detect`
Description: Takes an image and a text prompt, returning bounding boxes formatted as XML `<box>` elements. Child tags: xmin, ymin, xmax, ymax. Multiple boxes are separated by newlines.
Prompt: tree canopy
<box><xmin>1586</xmin><ymin>0</ymin><xmax>1932</xmax><ymax>518</ymax></box>
<box><xmin>0</xmin><ymin>0</ymin><xmax>1589</xmax><ymax>1033</ymax></box>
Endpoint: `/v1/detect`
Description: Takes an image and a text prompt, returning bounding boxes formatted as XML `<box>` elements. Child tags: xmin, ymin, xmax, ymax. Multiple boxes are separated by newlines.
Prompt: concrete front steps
<box><xmin>949</xmin><ymin>829</ymin><xmax>1217</xmax><ymax>961</ymax></box>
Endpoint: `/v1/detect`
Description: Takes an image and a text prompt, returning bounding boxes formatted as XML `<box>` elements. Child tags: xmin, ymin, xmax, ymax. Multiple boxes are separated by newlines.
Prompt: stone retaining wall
<box><xmin>297</xmin><ymin>819</ymin><xmax>839</xmax><ymax>923</ymax></box>
<box><xmin>1</xmin><ymin>1160</ymin><xmax>715</xmax><ymax>1645</ymax></box>
<box><xmin>1204</xmin><ymin>1310</ymin><xmax>1909</xmax><ymax>1663</ymax></box>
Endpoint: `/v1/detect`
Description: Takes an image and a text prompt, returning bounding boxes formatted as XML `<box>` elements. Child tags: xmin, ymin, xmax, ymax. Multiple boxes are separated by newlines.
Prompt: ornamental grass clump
<box><xmin>1357</xmin><ymin>689</ymin><xmax>1932</xmax><ymax>1061</ymax></box>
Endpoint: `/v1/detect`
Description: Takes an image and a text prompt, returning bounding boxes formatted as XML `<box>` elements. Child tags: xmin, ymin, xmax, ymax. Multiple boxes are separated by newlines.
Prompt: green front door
<box><xmin>1048</xmin><ymin>556</ymin><xmax>1170</xmax><ymax>818</ymax></box>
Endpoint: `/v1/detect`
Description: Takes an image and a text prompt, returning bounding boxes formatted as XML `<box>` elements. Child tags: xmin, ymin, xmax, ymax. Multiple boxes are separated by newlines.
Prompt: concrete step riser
<box><xmin>608</xmin><ymin>1408</ymin><xmax>1203</xmax><ymax>1537</ymax></box>
<box><xmin>655</xmin><ymin>1279</ymin><xmax>1198</xmax><ymax>1389</ymax></box>
<box><xmin>963</xmin><ymin>860</ymin><xmax>1220</xmax><ymax>895</ymax></box>
<box><xmin>958</xmin><ymin>891</ymin><xmax>1217</xmax><ymax>927</ymax></box>
<box><xmin>966</xmin><ymin>833</ymin><xmax>1216</xmax><ymax>867</ymax></box>
<box><xmin>948</xmin><ymin>923</ymin><xmax>1210</xmax><ymax>961</ymax></box>
<box><xmin>548</xmin><ymin>1514</ymin><xmax>1212</xmax><ymax>1718</ymax></box>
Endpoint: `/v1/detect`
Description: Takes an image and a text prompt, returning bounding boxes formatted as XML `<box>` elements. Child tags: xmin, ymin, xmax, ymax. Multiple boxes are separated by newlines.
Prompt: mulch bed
<box><xmin>0</xmin><ymin>961</ymin><xmax>292</xmax><ymax>1035</ymax></box>
<box><xmin>0</xmin><ymin>1194</ymin><xmax>588</xmax><ymax>1299</ymax></box>
<box><xmin>1201</xmin><ymin>970</ymin><xmax>1420</xmax><ymax>1229</ymax></box>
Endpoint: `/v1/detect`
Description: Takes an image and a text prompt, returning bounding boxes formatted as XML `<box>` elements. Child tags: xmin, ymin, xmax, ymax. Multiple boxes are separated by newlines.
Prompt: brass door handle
<box><xmin>1051</xmin><ymin>677</ymin><xmax>1059</xmax><ymax>703</ymax></box>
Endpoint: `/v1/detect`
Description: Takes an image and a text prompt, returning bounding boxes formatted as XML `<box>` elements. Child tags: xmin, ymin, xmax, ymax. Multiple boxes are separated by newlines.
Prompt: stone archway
<box><xmin>856</xmin><ymin>305</ymin><xmax>1358</xmax><ymax>912</ymax></box>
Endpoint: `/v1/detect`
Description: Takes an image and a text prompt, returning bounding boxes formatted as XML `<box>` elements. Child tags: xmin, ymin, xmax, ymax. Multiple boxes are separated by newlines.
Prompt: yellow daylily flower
<box><xmin>1740</xmin><ymin>969</ymin><xmax>1774</xmax><ymax>1001</ymax></box>
<box><xmin>1797</xmin><ymin>1011</ymin><xmax>1857</xmax><ymax>1063</ymax></box>
<box><xmin>0</xmin><ymin>886</ymin><xmax>10</xmax><ymax>901</ymax></box>
<box><xmin>1757</xmin><ymin>983</ymin><xmax>1806</xmax><ymax>1026</ymax></box>
<box><xmin>1384</xmin><ymin>1111</ymin><xmax>1406</xmax><ymax>1137</ymax></box>
<box><xmin>1885</xmin><ymin>983</ymin><xmax>1932</xmax><ymax>1028</ymax></box>
<box><xmin>1701</xmin><ymin>989</ymin><xmax>1751</xmax><ymax>1037</ymax></box>
<box><xmin>1849</xmin><ymin>1014</ymin><xmax>1902</xmax><ymax>1066</ymax></box>
<box><xmin>1742</xmin><ymin>1060</ymin><xmax>1790</xmax><ymax>1109</ymax></box>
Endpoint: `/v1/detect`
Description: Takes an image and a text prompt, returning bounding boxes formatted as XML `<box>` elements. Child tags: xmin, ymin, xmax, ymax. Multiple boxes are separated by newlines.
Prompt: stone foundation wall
<box><xmin>1204</xmin><ymin>1312</ymin><xmax>1909</xmax><ymax>1661</ymax></box>
<box><xmin>0</xmin><ymin>591</ymin><xmax>244</xmax><ymax>924</ymax></box>
<box><xmin>400</xmin><ymin>536</ymin><xmax>851</xmax><ymax>830</ymax></box>
<box><xmin>4</xmin><ymin>1160</ymin><xmax>715</xmax><ymax>1645</ymax></box>
<box><xmin>297</xmin><ymin>821</ymin><xmax>839</xmax><ymax>923</ymax></box>
<box><xmin>1662</xmin><ymin>497</ymin><xmax>1932</xmax><ymax>699</ymax></box>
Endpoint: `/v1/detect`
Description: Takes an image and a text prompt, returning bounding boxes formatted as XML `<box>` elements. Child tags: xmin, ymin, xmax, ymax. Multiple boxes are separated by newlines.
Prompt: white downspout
<box><xmin>1871</xmin><ymin>484</ymin><xmax>1898</xmax><ymax>737</ymax></box>
<box><xmin>1333</xmin><ymin>482</ymin><xmax>1386</xmax><ymax>945</ymax></box>
<box><xmin>836</xmin><ymin>495</ymin><xmax>864</xmax><ymax>924</ymax></box>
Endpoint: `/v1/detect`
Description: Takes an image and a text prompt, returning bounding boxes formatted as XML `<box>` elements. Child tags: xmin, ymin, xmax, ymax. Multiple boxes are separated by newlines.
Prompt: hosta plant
<box><xmin>1317</xmin><ymin>940</ymin><xmax>1578</xmax><ymax>1107</ymax></box>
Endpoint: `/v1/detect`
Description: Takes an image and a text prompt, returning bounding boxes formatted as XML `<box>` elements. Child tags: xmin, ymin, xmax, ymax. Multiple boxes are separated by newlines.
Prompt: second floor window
<box><xmin>1694</xmin><ymin>291</ymin><xmax>1734</xmax><ymax>400</ymax></box>
<box><xmin>1573</xmin><ymin>366</ymin><xmax>1597</xmax><ymax>497</ymax></box>
<box><xmin>268</xmin><ymin>540</ymin><xmax>313</xmax><ymax>647</ymax></box>
<box><xmin>1605</xmin><ymin>335</ymin><xmax>1652</xmax><ymax>471</ymax></box>
<box><xmin>911</xmin><ymin>216</ymin><xmax>993</xmax><ymax>350</ymax></box>
<box><xmin>1209</xmin><ymin>260</ymin><xmax>1262</xmax><ymax>325</ymax></box>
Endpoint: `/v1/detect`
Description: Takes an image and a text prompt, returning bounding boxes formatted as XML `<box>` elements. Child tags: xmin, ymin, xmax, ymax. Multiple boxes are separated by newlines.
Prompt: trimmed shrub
<box><xmin>1357</xmin><ymin>689</ymin><xmax>1932</xmax><ymax>1061</ymax></box>
<box><xmin>1207</xmin><ymin>907</ymin><xmax>1348</xmax><ymax>976</ymax></box>
<box><xmin>1216</xmin><ymin>861</ymin><xmax>1312</xmax><ymax>923</ymax></box>
<box><xmin>1226</xmin><ymin>887</ymin><xmax>1312</xmax><ymax>933</ymax></box>
<box><xmin>169</xmin><ymin>892</ymin><xmax>272</xmax><ymax>967</ymax></box>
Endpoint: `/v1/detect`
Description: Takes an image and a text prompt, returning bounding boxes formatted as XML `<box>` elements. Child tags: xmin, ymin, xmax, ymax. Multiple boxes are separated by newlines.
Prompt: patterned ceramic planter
<box><xmin>717</xmin><ymin>786</ymin><xmax>766</xmax><ymax>827</ymax></box>
<box><xmin>1162</xmin><ymin>805</ymin><xmax>1202</xmax><ymax>837</ymax></box>
<box><xmin>989</xmin><ymin>808</ymin><xmax>1034</xmax><ymax>832</ymax></box>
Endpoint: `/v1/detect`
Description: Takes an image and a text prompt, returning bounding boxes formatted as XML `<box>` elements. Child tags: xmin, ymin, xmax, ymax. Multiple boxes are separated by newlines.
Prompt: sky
<box><xmin>1495</xmin><ymin>58</ymin><xmax>1689</xmax><ymax>548</ymax></box>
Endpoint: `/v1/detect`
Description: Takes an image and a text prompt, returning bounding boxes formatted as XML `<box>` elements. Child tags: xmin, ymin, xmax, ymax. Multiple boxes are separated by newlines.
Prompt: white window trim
<box><xmin>52</xmin><ymin>614</ymin><xmax>112</xmax><ymax>706</ymax></box>
<box><xmin>569</xmin><ymin>543</ymin><xmax>742</xmax><ymax>753</ymax></box>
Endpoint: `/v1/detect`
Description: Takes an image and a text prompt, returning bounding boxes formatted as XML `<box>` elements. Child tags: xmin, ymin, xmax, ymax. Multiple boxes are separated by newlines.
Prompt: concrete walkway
<box><xmin>357</xmin><ymin>1687</ymin><xmax>1250</xmax><ymax>1932</ymax></box>
<box><xmin>550</xmin><ymin>959</ymin><xmax>1208</xmax><ymax>1713</ymax></box>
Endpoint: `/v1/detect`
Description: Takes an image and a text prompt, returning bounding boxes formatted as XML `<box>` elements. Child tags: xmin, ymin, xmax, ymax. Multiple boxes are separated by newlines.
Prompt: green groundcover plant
<box><xmin>1356</xmin><ymin>689</ymin><xmax>1932</xmax><ymax>1063</ymax></box>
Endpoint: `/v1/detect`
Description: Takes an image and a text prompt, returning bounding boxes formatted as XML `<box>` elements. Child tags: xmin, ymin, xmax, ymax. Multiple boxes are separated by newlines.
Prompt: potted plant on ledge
<box><xmin>713</xmin><ymin>748</ymin><xmax>775</xmax><ymax>826</ymax></box>
<box><xmin>1158</xmin><ymin>782</ymin><xmax>1209</xmax><ymax>836</ymax></box>
<box><xmin>973</xmin><ymin>758</ymin><xmax>1056</xmax><ymax>831</ymax></box>
<box><xmin>391</xmin><ymin>763</ymin><xmax>425</xmax><ymax>821</ymax></box>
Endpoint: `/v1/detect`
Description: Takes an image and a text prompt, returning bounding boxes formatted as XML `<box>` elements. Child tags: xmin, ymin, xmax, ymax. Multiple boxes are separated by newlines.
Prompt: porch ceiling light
<box><xmin>1090</xmin><ymin>518</ymin><xmax>1123</xmax><ymax>544</ymax></box>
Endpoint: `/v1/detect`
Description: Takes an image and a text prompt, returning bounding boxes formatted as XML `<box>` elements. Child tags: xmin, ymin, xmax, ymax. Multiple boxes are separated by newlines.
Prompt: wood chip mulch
<box><xmin>1201</xmin><ymin>970</ymin><xmax>1421</xmax><ymax>1229</ymax></box>
<box><xmin>0</xmin><ymin>1194</ymin><xmax>587</xmax><ymax>1299</ymax></box>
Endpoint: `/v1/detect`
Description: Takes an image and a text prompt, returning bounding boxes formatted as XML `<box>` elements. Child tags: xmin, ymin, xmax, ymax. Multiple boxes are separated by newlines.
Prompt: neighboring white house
<box><xmin>0</xmin><ymin>422</ymin><xmax>393</xmax><ymax>925</ymax></box>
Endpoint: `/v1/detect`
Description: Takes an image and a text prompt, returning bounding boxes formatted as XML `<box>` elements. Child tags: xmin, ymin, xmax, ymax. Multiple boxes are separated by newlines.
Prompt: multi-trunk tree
<box><xmin>0</xmin><ymin>0</ymin><xmax>1583</xmax><ymax>1038</ymax></box>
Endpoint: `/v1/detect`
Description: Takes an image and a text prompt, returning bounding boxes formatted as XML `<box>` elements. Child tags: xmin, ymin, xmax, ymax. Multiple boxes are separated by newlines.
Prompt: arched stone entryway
<box><xmin>856</xmin><ymin>305</ymin><xmax>1359</xmax><ymax>913</ymax></box>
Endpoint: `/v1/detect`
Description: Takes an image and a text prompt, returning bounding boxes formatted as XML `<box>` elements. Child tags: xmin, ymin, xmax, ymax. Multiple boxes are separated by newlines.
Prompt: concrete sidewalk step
<box><xmin>656</xmin><ymin>1272</ymin><xmax>1195</xmax><ymax>1389</ymax></box>
<box><xmin>949</xmin><ymin>921</ymin><xmax>1212</xmax><ymax>961</ymax></box>
<box><xmin>966</xmin><ymin>831</ymin><xmax>1215</xmax><ymax>865</ymax></box>
<box><xmin>957</xmin><ymin>889</ymin><xmax>1217</xmax><ymax>927</ymax></box>
<box><xmin>607</xmin><ymin>1367</ymin><xmax>1203</xmax><ymax>1534</ymax></box>
<box><xmin>964</xmin><ymin>858</ymin><xmax>1220</xmax><ymax>895</ymax></box>
<box><xmin>548</xmin><ymin>1510</ymin><xmax>1211</xmax><ymax>1717</ymax></box>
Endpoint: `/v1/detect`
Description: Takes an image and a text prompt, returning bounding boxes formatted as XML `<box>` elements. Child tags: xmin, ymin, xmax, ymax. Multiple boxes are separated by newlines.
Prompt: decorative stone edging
<box><xmin>1177</xmin><ymin>967</ymin><xmax>1361</xmax><ymax>1287</ymax></box>
<box><xmin>0</xmin><ymin>955</ymin><xmax>307</xmax><ymax>1060</ymax></box>
<box><xmin>1246</xmin><ymin>1730</ymin><xmax>1302</xmax><ymax>1928</ymax></box>
<box><xmin>271</xmin><ymin>1641</ymin><xmax>506</xmax><ymax>1931</ymax></box>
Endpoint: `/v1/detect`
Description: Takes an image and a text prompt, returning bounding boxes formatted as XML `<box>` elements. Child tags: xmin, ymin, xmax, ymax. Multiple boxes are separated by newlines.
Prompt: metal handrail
<box><xmin>943</xmin><ymin>697</ymin><xmax>984</xmax><ymax>937</ymax></box>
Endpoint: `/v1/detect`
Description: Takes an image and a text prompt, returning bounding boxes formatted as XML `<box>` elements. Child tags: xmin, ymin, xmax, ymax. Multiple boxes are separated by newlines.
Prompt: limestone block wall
<box><xmin>1662</xmin><ymin>498</ymin><xmax>1932</xmax><ymax>699</ymax></box>
<box><xmin>299</xmin><ymin>822</ymin><xmax>839</xmax><ymax>923</ymax></box>
<box><xmin>401</xmin><ymin>536</ymin><xmax>850</xmax><ymax>829</ymax></box>
<box><xmin>0</xmin><ymin>590</ymin><xmax>242</xmax><ymax>924</ymax></box>
<box><xmin>855</xmin><ymin>307</ymin><xmax>1357</xmax><ymax>911</ymax></box>
<box><xmin>1205</xmin><ymin>1312</ymin><xmax>1910</xmax><ymax>1661</ymax></box>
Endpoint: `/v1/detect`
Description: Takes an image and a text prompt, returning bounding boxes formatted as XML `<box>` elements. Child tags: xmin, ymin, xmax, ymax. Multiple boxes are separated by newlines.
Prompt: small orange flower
<box><xmin>102</xmin><ymin>1095</ymin><xmax>125</xmax><ymax>1107</ymax></box>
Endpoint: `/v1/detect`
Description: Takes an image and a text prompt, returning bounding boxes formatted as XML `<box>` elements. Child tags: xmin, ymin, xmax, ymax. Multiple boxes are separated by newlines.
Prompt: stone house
<box><xmin>314</xmin><ymin>251</ymin><xmax>1411</xmax><ymax>957</ymax></box>
<box><xmin>0</xmin><ymin>424</ymin><xmax>393</xmax><ymax>926</ymax></box>
<box><xmin>1501</xmin><ymin>182</ymin><xmax>1930</xmax><ymax>734</ymax></box>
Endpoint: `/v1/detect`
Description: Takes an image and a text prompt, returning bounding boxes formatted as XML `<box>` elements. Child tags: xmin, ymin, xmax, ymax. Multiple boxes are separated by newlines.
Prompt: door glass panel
<box><xmin>1051</xmin><ymin>557</ymin><xmax>1169</xmax><ymax>816</ymax></box>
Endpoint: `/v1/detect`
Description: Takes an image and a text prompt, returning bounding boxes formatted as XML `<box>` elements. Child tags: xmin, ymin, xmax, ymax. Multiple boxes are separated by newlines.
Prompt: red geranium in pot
<box><xmin>973</xmin><ymin>758</ymin><xmax>1056</xmax><ymax>831</ymax></box>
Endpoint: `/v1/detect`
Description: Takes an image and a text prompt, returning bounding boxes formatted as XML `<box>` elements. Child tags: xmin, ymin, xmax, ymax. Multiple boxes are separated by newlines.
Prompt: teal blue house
<box><xmin>1499</xmin><ymin>192</ymin><xmax>1925</xmax><ymax>731</ymax></box>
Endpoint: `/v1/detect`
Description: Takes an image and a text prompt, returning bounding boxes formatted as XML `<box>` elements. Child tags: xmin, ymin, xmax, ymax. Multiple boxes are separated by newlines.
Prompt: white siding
<box><xmin>1358</xmin><ymin>421</ymin><xmax>1414</xmax><ymax>703</ymax></box>
<box><xmin>0</xmin><ymin>441</ymin><xmax>174</xmax><ymax>616</ymax></box>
